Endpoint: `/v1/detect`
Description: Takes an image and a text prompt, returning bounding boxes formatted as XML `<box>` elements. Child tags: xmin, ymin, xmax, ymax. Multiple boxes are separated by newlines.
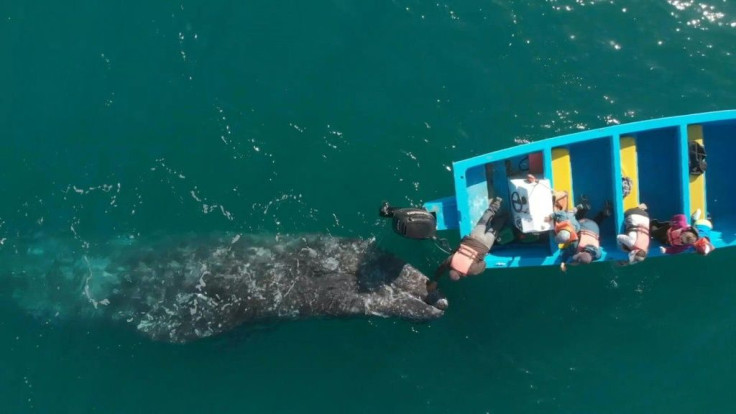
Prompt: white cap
<box><xmin>555</xmin><ymin>229</ymin><xmax>571</xmax><ymax>244</ymax></box>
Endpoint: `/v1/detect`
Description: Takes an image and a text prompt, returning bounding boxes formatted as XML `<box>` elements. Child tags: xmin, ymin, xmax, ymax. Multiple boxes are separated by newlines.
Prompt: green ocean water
<box><xmin>2</xmin><ymin>1</ymin><xmax>736</xmax><ymax>412</ymax></box>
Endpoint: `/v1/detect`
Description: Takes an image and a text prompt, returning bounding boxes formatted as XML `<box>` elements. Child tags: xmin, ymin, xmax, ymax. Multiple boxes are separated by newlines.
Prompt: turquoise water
<box><xmin>2</xmin><ymin>1</ymin><xmax>736</xmax><ymax>412</ymax></box>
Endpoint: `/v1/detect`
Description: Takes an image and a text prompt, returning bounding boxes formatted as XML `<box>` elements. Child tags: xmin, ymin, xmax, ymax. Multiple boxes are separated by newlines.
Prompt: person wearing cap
<box><xmin>559</xmin><ymin>199</ymin><xmax>612</xmax><ymax>271</ymax></box>
<box><xmin>428</xmin><ymin>197</ymin><xmax>505</xmax><ymax>294</ymax></box>
<box><xmin>617</xmin><ymin>203</ymin><xmax>651</xmax><ymax>264</ymax></box>
<box><xmin>552</xmin><ymin>209</ymin><xmax>581</xmax><ymax>248</ymax></box>
<box><xmin>650</xmin><ymin>213</ymin><xmax>699</xmax><ymax>255</ymax></box>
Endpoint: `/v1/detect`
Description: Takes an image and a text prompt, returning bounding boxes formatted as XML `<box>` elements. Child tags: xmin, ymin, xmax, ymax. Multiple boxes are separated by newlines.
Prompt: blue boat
<box><xmin>423</xmin><ymin>110</ymin><xmax>736</xmax><ymax>269</ymax></box>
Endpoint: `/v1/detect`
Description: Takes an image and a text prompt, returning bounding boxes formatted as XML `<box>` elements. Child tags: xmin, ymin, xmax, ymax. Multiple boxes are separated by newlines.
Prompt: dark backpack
<box><xmin>689</xmin><ymin>141</ymin><xmax>707</xmax><ymax>176</ymax></box>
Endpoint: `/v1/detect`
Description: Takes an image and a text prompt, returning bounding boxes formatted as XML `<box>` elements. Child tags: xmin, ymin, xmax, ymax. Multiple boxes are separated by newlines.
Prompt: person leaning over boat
<box><xmin>559</xmin><ymin>200</ymin><xmax>612</xmax><ymax>272</ymax></box>
<box><xmin>691</xmin><ymin>209</ymin><xmax>716</xmax><ymax>256</ymax></box>
<box><xmin>616</xmin><ymin>204</ymin><xmax>650</xmax><ymax>264</ymax></box>
<box><xmin>551</xmin><ymin>209</ymin><xmax>581</xmax><ymax>248</ymax></box>
<box><xmin>650</xmin><ymin>213</ymin><xmax>699</xmax><ymax>255</ymax></box>
<box><xmin>532</xmin><ymin>174</ymin><xmax>581</xmax><ymax>248</ymax></box>
<box><xmin>426</xmin><ymin>197</ymin><xmax>504</xmax><ymax>296</ymax></box>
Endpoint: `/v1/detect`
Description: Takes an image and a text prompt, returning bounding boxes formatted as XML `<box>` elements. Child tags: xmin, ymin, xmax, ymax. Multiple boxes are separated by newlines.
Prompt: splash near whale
<box><xmin>3</xmin><ymin>233</ymin><xmax>444</xmax><ymax>343</ymax></box>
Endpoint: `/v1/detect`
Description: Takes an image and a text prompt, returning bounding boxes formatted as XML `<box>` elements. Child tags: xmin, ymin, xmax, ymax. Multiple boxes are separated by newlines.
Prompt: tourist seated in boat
<box><xmin>550</xmin><ymin>196</ymin><xmax>588</xmax><ymax>249</ymax></box>
<box><xmin>559</xmin><ymin>198</ymin><xmax>612</xmax><ymax>272</ymax></box>
<box><xmin>426</xmin><ymin>197</ymin><xmax>505</xmax><ymax>301</ymax></box>
<box><xmin>616</xmin><ymin>204</ymin><xmax>650</xmax><ymax>264</ymax></box>
<box><xmin>552</xmin><ymin>209</ymin><xmax>580</xmax><ymax>234</ymax></box>
<box><xmin>548</xmin><ymin>179</ymin><xmax>584</xmax><ymax>242</ymax></box>
<box><xmin>650</xmin><ymin>213</ymin><xmax>699</xmax><ymax>255</ymax></box>
<box><xmin>550</xmin><ymin>194</ymin><xmax>581</xmax><ymax>247</ymax></box>
<box><xmin>691</xmin><ymin>209</ymin><xmax>716</xmax><ymax>256</ymax></box>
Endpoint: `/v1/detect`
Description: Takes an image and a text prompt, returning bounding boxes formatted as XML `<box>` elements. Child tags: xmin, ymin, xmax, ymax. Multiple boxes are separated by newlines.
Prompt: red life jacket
<box><xmin>449</xmin><ymin>242</ymin><xmax>481</xmax><ymax>276</ymax></box>
<box><xmin>576</xmin><ymin>229</ymin><xmax>600</xmax><ymax>252</ymax></box>
<box><xmin>667</xmin><ymin>227</ymin><xmax>685</xmax><ymax>246</ymax></box>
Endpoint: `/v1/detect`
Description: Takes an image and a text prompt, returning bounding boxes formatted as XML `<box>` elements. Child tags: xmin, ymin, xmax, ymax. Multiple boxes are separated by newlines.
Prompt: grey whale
<box><xmin>4</xmin><ymin>233</ymin><xmax>444</xmax><ymax>343</ymax></box>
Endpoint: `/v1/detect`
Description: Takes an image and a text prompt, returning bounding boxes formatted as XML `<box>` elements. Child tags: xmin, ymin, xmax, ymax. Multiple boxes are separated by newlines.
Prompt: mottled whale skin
<box><xmin>5</xmin><ymin>233</ymin><xmax>443</xmax><ymax>343</ymax></box>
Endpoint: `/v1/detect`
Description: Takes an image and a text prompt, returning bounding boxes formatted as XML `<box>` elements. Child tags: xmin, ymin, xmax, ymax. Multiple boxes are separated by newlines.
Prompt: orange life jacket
<box><xmin>449</xmin><ymin>243</ymin><xmax>481</xmax><ymax>276</ymax></box>
<box><xmin>576</xmin><ymin>229</ymin><xmax>600</xmax><ymax>252</ymax></box>
<box><xmin>693</xmin><ymin>237</ymin><xmax>714</xmax><ymax>255</ymax></box>
<box><xmin>554</xmin><ymin>221</ymin><xmax>579</xmax><ymax>244</ymax></box>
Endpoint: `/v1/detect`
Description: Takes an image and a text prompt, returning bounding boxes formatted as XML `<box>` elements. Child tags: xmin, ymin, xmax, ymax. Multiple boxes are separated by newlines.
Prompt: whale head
<box><xmin>234</xmin><ymin>235</ymin><xmax>446</xmax><ymax>324</ymax></box>
<box><xmin>352</xmin><ymin>241</ymin><xmax>447</xmax><ymax>319</ymax></box>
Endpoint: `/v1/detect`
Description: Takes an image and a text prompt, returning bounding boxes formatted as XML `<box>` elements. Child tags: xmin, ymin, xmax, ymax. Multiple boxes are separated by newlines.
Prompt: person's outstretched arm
<box><xmin>427</xmin><ymin>257</ymin><xmax>451</xmax><ymax>291</ymax></box>
<box><xmin>617</xmin><ymin>233</ymin><xmax>635</xmax><ymax>249</ymax></box>
<box><xmin>559</xmin><ymin>243</ymin><xmax>575</xmax><ymax>263</ymax></box>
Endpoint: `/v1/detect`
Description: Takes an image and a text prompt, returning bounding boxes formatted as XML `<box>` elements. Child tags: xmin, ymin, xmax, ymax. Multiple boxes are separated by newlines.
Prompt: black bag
<box><xmin>689</xmin><ymin>141</ymin><xmax>707</xmax><ymax>176</ymax></box>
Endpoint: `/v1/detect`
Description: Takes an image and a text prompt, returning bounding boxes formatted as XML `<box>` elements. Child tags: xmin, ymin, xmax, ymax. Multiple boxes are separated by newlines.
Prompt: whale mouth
<box><xmin>387</xmin><ymin>262</ymin><xmax>447</xmax><ymax>319</ymax></box>
<box><xmin>355</xmin><ymin>246</ymin><xmax>446</xmax><ymax>320</ymax></box>
<box><xmin>424</xmin><ymin>289</ymin><xmax>449</xmax><ymax>310</ymax></box>
<box><xmin>432</xmin><ymin>298</ymin><xmax>449</xmax><ymax>310</ymax></box>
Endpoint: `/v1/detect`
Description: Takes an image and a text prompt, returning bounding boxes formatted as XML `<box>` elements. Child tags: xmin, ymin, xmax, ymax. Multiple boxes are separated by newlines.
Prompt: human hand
<box><xmin>659</xmin><ymin>246</ymin><xmax>666</xmax><ymax>254</ymax></box>
<box><xmin>560</xmin><ymin>262</ymin><xmax>567</xmax><ymax>272</ymax></box>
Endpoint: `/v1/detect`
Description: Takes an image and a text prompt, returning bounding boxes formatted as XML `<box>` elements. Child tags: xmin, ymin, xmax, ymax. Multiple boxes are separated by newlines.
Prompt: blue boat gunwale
<box><xmin>450</xmin><ymin>110</ymin><xmax>736</xmax><ymax>174</ymax></box>
<box><xmin>427</xmin><ymin>109</ymin><xmax>736</xmax><ymax>269</ymax></box>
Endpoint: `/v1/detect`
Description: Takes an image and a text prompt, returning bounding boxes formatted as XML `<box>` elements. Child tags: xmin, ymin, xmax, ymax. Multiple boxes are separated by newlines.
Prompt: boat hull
<box><xmin>424</xmin><ymin>110</ymin><xmax>736</xmax><ymax>269</ymax></box>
